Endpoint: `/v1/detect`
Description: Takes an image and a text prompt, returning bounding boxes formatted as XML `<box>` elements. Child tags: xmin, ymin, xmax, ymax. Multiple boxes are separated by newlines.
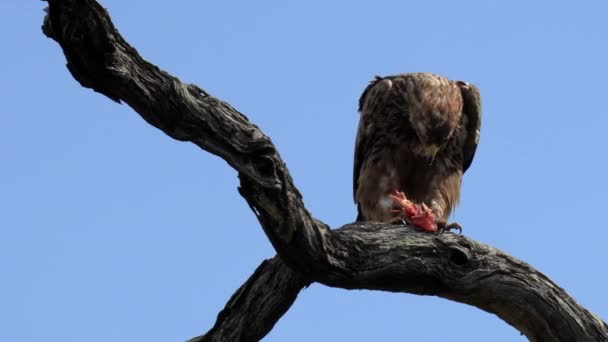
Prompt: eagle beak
<box><xmin>425</xmin><ymin>145</ymin><xmax>440</xmax><ymax>164</ymax></box>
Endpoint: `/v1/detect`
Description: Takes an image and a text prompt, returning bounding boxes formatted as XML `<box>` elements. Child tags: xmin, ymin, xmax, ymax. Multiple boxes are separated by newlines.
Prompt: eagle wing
<box><xmin>458</xmin><ymin>83</ymin><xmax>482</xmax><ymax>173</ymax></box>
<box><xmin>353</xmin><ymin>76</ymin><xmax>394</xmax><ymax>221</ymax></box>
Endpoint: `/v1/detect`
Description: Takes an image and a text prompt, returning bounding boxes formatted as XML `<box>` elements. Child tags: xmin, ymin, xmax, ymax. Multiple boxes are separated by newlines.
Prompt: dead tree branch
<box><xmin>42</xmin><ymin>1</ymin><xmax>608</xmax><ymax>341</ymax></box>
<box><xmin>189</xmin><ymin>257</ymin><xmax>310</xmax><ymax>342</ymax></box>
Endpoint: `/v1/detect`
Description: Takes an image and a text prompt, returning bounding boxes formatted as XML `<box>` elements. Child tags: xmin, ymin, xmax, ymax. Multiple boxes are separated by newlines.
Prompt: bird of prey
<box><xmin>353</xmin><ymin>72</ymin><xmax>481</xmax><ymax>232</ymax></box>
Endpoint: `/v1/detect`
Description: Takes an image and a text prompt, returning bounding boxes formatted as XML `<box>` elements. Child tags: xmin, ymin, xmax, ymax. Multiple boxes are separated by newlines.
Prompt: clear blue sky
<box><xmin>2</xmin><ymin>1</ymin><xmax>607</xmax><ymax>341</ymax></box>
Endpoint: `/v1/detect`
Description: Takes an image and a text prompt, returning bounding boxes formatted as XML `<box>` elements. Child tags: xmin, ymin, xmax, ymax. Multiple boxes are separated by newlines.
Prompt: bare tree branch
<box><xmin>188</xmin><ymin>257</ymin><xmax>310</xmax><ymax>342</ymax></box>
<box><xmin>42</xmin><ymin>1</ymin><xmax>608</xmax><ymax>341</ymax></box>
<box><xmin>43</xmin><ymin>0</ymin><xmax>324</xmax><ymax>274</ymax></box>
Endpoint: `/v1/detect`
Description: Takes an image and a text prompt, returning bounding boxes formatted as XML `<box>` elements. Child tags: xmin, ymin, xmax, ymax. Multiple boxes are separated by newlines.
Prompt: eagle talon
<box><xmin>389</xmin><ymin>216</ymin><xmax>408</xmax><ymax>227</ymax></box>
<box><xmin>437</xmin><ymin>221</ymin><xmax>462</xmax><ymax>234</ymax></box>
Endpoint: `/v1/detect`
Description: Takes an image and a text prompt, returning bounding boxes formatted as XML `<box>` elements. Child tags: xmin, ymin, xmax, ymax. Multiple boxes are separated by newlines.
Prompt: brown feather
<box><xmin>353</xmin><ymin>73</ymin><xmax>481</xmax><ymax>223</ymax></box>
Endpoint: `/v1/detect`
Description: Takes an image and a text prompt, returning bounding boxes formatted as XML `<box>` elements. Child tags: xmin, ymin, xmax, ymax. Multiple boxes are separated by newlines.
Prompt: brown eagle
<box><xmin>353</xmin><ymin>73</ymin><xmax>481</xmax><ymax>232</ymax></box>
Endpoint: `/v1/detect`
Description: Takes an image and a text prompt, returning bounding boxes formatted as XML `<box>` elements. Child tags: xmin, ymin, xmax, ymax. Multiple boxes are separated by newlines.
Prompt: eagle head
<box><xmin>409</xmin><ymin>111</ymin><xmax>459</xmax><ymax>158</ymax></box>
<box><xmin>406</xmin><ymin>76</ymin><xmax>463</xmax><ymax>159</ymax></box>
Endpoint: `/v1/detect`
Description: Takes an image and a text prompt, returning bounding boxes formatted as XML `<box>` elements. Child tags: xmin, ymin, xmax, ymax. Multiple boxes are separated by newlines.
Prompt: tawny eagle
<box><xmin>353</xmin><ymin>72</ymin><xmax>481</xmax><ymax>232</ymax></box>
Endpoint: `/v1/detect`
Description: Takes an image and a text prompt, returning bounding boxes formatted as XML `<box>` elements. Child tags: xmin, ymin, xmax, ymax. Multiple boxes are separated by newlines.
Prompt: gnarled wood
<box><xmin>188</xmin><ymin>257</ymin><xmax>309</xmax><ymax>342</ymax></box>
<box><xmin>42</xmin><ymin>1</ymin><xmax>608</xmax><ymax>341</ymax></box>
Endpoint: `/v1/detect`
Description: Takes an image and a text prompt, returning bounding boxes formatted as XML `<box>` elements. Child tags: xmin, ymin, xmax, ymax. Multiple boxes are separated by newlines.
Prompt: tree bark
<box><xmin>188</xmin><ymin>257</ymin><xmax>310</xmax><ymax>342</ymax></box>
<box><xmin>42</xmin><ymin>1</ymin><xmax>608</xmax><ymax>341</ymax></box>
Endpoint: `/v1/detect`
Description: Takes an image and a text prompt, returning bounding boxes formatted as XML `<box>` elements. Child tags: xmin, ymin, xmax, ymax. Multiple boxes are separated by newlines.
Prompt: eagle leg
<box><xmin>389</xmin><ymin>190</ymin><xmax>437</xmax><ymax>233</ymax></box>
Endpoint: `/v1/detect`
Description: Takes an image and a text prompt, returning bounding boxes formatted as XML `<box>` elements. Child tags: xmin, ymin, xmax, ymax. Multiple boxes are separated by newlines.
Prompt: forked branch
<box><xmin>42</xmin><ymin>1</ymin><xmax>608</xmax><ymax>341</ymax></box>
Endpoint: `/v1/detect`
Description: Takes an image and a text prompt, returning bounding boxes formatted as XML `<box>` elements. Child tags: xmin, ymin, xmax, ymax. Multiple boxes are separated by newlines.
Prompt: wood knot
<box><xmin>448</xmin><ymin>246</ymin><xmax>470</xmax><ymax>265</ymax></box>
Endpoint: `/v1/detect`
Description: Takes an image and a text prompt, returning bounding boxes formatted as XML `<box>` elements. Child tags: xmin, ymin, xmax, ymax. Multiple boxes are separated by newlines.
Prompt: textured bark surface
<box><xmin>188</xmin><ymin>257</ymin><xmax>310</xmax><ymax>342</ymax></box>
<box><xmin>42</xmin><ymin>1</ymin><xmax>608</xmax><ymax>341</ymax></box>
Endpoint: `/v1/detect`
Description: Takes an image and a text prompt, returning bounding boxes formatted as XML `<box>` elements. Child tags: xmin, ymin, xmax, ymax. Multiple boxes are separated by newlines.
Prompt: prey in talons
<box><xmin>389</xmin><ymin>190</ymin><xmax>437</xmax><ymax>233</ymax></box>
<box><xmin>389</xmin><ymin>190</ymin><xmax>462</xmax><ymax>234</ymax></box>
